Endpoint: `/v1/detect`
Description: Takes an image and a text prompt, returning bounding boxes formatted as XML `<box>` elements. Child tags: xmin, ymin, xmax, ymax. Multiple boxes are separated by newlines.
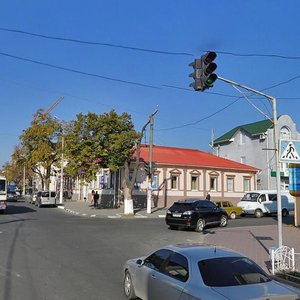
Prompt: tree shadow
<box><xmin>4</xmin><ymin>204</ymin><xmax>36</xmax><ymax>215</ymax></box>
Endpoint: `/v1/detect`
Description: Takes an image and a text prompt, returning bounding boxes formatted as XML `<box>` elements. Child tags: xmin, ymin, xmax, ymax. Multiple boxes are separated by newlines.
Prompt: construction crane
<box><xmin>43</xmin><ymin>96</ymin><xmax>64</xmax><ymax>116</ymax></box>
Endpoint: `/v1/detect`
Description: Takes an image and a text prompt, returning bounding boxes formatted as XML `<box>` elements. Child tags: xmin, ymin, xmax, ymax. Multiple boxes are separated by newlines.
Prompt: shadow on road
<box><xmin>4</xmin><ymin>204</ymin><xmax>36</xmax><ymax>215</ymax></box>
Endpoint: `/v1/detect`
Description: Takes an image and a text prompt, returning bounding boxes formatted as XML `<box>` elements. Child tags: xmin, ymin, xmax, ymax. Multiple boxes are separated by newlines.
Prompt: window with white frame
<box><xmin>191</xmin><ymin>176</ymin><xmax>198</xmax><ymax>190</ymax></box>
<box><xmin>243</xmin><ymin>178</ymin><xmax>250</xmax><ymax>192</ymax></box>
<box><xmin>171</xmin><ymin>175</ymin><xmax>178</xmax><ymax>190</ymax></box>
<box><xmin>227</xmin><ymin>177</ymin><xmax>234</xmax><ymax>192</ymax></box>
<box><xmin>210</xmin><ymin>176</ymin><xmax>217</xmax><ymax>191</ymax></box>
<box><xmin>240</xmin><ymin>132</ymin><xmax>246</xmax><ymax>145</ymax></box>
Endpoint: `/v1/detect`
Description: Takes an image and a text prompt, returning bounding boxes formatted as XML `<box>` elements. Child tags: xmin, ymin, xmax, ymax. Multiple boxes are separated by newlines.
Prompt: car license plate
<box><xmin>172</xmin><ymin>213</ymin><xmax>182</xmax><ymax>217</ymax></box>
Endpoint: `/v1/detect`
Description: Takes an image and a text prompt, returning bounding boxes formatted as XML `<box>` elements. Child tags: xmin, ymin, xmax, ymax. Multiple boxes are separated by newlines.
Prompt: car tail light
<box><xmin>183</xmin><ymin>211</ymin><xmax>192</xmax><ymax>216</ymax></box>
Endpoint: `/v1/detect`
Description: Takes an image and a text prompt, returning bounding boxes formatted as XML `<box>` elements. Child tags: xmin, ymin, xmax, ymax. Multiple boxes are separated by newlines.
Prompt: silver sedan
<box><xmin>123</xmin><ymin>244</ymin><xmax>300</xmax><ymax>300</ymax></box>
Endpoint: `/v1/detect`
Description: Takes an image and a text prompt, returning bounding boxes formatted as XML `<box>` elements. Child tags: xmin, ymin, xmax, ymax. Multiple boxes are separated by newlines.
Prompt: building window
<box><xmin>240</xmin><ymin>156</ymin><xmax>246</xmax><ymax>164</ymax></box>
<box><xmin>240</xmin><ymin>132</ymin><xmax>246</xmax><ymax>145</ymax></box>
<box><xmin>171</xmin><ymin>175</ymin><xmax>178</xmax><ymax>190</ymax></box>
<box><xmin>227</xmin><ymin>177</ymin><xmax>234</xmax><ymax>192</ymax></box>
<box><xmin>280</xmin><ymin>126</ymin><xmax>291</xmax><ymax>140</ymax></box>
<box><xmin>210</xmin><ymin>177</ymin><xmax>217</xmax><ymax>191</ymax></box>
<box><xmin>191</xmin><ymin>176</ymin><xmax>198</xmax><ymax>190</ymax></box>
<box><xmin>243</xmin><ymin>178</ymin><xmax>250</xmax><ymax>192</ymax></box>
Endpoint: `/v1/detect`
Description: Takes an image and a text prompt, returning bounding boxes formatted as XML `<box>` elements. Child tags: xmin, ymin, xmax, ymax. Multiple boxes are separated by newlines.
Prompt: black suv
<box><xmin>165</xmin><ymin>199</ymin><xmax>228</xmax><ymax>232</ymax></box>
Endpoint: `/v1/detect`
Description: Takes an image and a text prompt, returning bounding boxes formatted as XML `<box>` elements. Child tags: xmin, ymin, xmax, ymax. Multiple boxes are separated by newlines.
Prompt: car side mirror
<box><xmin>258</xmin><ymin>198</ymin><xmax>262</xmax><ymax>204</ymax></box>
<box><xmin>136</xmin><ymin>259</ymin><xmax>143</xmax><ymax>265</ymax></box>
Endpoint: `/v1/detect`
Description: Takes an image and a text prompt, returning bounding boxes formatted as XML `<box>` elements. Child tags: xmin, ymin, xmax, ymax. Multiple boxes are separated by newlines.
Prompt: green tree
<box><xmin>65</xmin><ymin>110</ymin><xmax>142</xmax><ymax>214</ymax></box>
<box><xmin>20</xmin><ymin>109</ymin><xmax>61</xmax><ymax>189</ymax></box>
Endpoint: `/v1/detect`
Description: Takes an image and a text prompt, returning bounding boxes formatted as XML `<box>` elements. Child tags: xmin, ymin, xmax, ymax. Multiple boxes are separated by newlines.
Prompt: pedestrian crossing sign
<box><xmin>280</xmin><ymin>140</ymin><xmax>300</xmax><ymax>162</ymax></box>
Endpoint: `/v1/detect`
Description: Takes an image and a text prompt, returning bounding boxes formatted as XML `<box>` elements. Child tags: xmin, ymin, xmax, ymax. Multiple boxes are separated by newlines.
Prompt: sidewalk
<box><xmin>57</xmin><ymin>200</ymin><xmax>168</xmax><ymax>219</ymax></box>
<box><xmin>202</xmin><ymin>224</ymin><xmax>300</xmax><ymax>274</ymax></box>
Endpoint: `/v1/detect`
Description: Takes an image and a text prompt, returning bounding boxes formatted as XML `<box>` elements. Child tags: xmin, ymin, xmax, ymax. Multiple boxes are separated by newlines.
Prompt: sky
<box><xmin>1</xmin><ymin>0</ymin><xmax>300</xmax><ymax>167</ymax></box>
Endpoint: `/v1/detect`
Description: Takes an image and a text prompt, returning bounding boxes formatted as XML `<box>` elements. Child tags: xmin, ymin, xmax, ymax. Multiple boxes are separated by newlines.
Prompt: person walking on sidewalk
<box><xmin>90</xmin><ymin>190</ymin><xmax>95</xmax><ymax>207</ymax></box>
<box><xmin>94</xmin><ymin>191</ymin><xmax>100</xmax><ymax>208</ymax></box>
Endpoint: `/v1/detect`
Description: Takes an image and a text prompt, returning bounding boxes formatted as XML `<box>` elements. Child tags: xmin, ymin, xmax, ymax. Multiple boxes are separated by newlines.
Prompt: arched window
<box><xmin>280</xmin><ymin>126</ymin><xmax>291</xmax><ymax>140</ymax></box>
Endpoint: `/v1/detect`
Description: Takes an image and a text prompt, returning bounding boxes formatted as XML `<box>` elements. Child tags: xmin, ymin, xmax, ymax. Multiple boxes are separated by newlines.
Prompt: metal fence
<box><xmin>270</xmin><ymin>246</ymin><xmax>295</xmax><ymax>275</ymax></box>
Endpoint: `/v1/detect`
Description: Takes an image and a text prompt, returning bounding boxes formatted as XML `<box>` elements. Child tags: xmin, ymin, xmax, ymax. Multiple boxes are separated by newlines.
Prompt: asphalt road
<box><xmin>0</xmin><ymin>201</ymin><xmax>295</xmax><ymax>300</ymax></box>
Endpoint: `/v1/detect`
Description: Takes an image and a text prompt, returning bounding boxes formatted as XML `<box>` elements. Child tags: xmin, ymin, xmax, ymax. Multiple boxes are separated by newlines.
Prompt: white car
<box><xmin>35</xmin><ymin>191</ymin><xmax>57</xmax><ymax>207</ymax></box>
<box><xmin>123</xmin><ymin>244</ymin><xmax>300</xmax><ymax>300</ymax></box>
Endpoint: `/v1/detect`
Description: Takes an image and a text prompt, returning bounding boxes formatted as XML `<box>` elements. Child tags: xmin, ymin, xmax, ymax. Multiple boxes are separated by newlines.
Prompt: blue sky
<box><xmin>1</xmin><ymin>0</ymin><xmax>300</xmax><ymax>167</ymax></box>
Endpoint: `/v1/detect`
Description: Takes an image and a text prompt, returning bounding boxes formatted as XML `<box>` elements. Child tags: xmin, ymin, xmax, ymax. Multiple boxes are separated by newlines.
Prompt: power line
<box><xmin>0</xmin><ymin>27</ymin><xmax>193</xmax><ymax>57</ymax></box>
<box><xmin>1</xmin><ymin>27</ymin><xmax>300</xmax><ymax>60</ymax></box>
<box><xmin>216</xmin><ymin>51</ymin><xmax>300</xmax><ymax>60</ymax></box>
<box><xmin>156</xmin><ymin>97</ymin><xmax>241</xmax><ymax>131</ymax></box>
<box><xmin>0</xmin><ymin>51</ymin><xmax>160</xmax><ymax>89</ymax></box>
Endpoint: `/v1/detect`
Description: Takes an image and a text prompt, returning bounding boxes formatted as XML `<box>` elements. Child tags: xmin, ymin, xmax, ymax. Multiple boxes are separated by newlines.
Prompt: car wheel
<box><xmin>219</xmin><ymin>215</ymin><xmax>228</xmax><ymax>227</ymax></box>
<box><xmin>229</xmin><ymin>212</ymin><xmax>236</xmax><ymax>220</ymax></box>
<box><xmin>124</xmin><ymin>270</ymin><xmax>136</xmax><ymax>299</ymax></box>
<box><xmin>282</xmin><ymin>208</ymin><xmax>289</xmax><ymax>217</ymax></box>
<box><xmin>195</xmin><ymin>218</ymin><xmax>205</xmax><ymax>232</ymax></box>
<box><xmin>254</xmin><ymin>209</ymin><xmax>263</xmax><ymax>218</ymax></box>
<box><xmin>169</xmin><ymin>225</ymin><xmax>178</xmax><ymax>230</ymax></box>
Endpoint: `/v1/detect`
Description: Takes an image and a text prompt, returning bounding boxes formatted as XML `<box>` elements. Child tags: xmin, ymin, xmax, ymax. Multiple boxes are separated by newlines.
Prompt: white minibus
<box><xmin>237</xmin><ymin>190</ymin><xmax>294</xmax><ymax>218</ymax></box>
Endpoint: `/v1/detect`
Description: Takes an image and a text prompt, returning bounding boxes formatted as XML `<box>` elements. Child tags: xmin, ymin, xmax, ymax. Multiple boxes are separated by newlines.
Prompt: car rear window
<box><xmin>170</xmin><ymin>203</ymin><xmax>195</xmax><ymax>211</ymax></box>
<box><xmin>198</xmin><ymin>257</ymin><xmax>270</xmax><ymax>287</ymax></box>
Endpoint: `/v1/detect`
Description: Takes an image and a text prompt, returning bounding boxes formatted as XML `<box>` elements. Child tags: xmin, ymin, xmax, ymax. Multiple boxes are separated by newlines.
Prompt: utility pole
<box><xmin>146</xmin><ymin>108</ymin><xmax>159</xmax><ymax>214</ymax></box>
<box><xmin>59</xmin><ymin>129</ymin><xmax>64</xmax><ymax>205</ymax></box>
<box><xmin>218</xmin><ymin>76</ymin><xmax>282</xmax><ymax>248</ymax></box>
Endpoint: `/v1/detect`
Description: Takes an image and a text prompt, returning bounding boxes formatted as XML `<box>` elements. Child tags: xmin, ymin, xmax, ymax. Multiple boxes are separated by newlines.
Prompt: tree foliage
<box><xmin>64</xmin><ymin>110</ymin><xmax>140</xmax><ymax>183</ymax></box>
<box><xmin>1</xmin><ymin>145</ymin><xmax>34</xmax><ymax>188</ymax></box>
<box><xmin>20</xmin><ymin>109</ymin><xmax>62</xmax><ymax>189</ymax></box>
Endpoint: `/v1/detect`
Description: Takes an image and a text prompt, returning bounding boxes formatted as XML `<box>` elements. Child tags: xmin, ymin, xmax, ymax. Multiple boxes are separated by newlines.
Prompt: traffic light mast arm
<box><xmin>218</xmin><ymin>75</ymin><xmax>282</xmax><ymax>248</ymax></box>
<box><xmin>217</xmin><ymin>76</ymin><xmax>274</xmax><ymax>101</ymax></box>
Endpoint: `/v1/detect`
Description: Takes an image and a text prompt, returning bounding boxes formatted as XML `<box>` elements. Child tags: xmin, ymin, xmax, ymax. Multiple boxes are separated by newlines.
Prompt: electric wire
<box><xmin>1</xmin><ymin>27</ymin><xmax>300</xmax><ymax>60</ymax></box>
<box><xmin>0</xmin><ymin>27</ymin><xmax>193</xmax><ymax>57</ymax></box>
<box><xmin>0</xmin><ymin>51</ymin><xmax>160</xmax><ymax>89</ymax></box>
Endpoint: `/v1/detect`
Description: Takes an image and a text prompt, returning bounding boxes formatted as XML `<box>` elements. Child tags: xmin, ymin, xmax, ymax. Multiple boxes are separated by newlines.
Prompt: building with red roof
<box><xmin>131</xmin><ymin>144</ymin><xmax>259</xmax><ymax>207</ymax></box>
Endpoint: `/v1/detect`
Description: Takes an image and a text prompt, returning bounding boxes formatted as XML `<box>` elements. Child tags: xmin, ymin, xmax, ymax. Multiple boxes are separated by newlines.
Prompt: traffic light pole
<box><xmin>218</xmin><ymin>76</ymin><xmax>283</xmax><ymax>248</ymax></box>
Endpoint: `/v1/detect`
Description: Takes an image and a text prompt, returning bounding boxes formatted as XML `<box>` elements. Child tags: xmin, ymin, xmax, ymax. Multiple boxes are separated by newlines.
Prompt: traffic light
<box><xmin>144</xmin><ymin>161</ymin><xmax>150</xmax><ymax>176</ymax></box>
<box><xmin>150</xmin><ymin>162</ymin><xmax>157</xmax><ymax>175</ymax></box>
<box><xmin>189</xmin><ymin>51</ymin><xmax>218</xmax><ymax>92</ymax></box>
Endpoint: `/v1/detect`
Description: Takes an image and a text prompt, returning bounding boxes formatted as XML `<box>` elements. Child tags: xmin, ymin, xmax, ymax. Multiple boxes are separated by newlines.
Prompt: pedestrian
<box><xmin>206</xmin><ymin>193</ymin><xmax>211</xmax><ymax>201</ymax></box>
<box><xmin>90</xmin><ymin>190</ymin><xmax>95</xmax><ymax>207</ymax></box>
<box><xmin>94</xmin><ymin>191</ymin><xmax>100</xmax><ymax>208</ymax></box>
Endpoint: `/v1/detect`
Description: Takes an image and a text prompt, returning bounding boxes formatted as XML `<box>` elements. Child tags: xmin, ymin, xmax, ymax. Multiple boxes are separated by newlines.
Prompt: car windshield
<box><xmin>241</xmin><ymin>193</ymin><xmax>260</xmax><ymax>202</ymax></box>
<box><xmin>198</xmin><ymin>257</ymin><xmax>270</xmax><ymax>287</ymax></box>
<box><xmin>0</xmin><ymin>179</ymin><xmax>5</xmax><ymax>192</ymax></box>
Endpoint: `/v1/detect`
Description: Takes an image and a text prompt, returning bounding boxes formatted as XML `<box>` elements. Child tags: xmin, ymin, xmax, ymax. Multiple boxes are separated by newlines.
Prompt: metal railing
<box><xmin>270</xmin><ymin>246</ymin><xmax>295</xmax><ymax>275</ymax></box>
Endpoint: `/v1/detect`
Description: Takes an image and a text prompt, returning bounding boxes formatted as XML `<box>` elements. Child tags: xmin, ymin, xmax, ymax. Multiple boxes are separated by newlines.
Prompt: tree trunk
<box><xmin>123</xmin><ymin>161</ymin><xmax>134</xmax><ymax>215</ymax></box>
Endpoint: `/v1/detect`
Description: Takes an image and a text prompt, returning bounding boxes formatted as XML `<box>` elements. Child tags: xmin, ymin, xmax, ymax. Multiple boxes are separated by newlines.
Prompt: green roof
<box><xmin>214</xmin><ymin>119</ymin><xmax>274</xmax><ymax>144</ymax></box>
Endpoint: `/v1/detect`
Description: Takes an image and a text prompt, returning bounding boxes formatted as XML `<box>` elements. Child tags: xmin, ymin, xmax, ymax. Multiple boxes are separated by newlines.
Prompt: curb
<box><xmin>58</xmin><ymin>205</ymin><xmax>166</xmax><ymax>219</ymax></box>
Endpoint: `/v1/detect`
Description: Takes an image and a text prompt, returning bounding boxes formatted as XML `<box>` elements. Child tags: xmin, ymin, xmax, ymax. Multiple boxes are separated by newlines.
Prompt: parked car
<box><xmin>123</xmin><ymin>244</ymin><xmax>300</xmax><ymax>300</ymax></box>
<box><xmin>215</xmin><ymin>200</ymin><xmax>243</xmax><ymax>219</ymax></box>
<box><xmin>165</xmin><ymin>199</ymin><xmax>228</xmax><ymax>232</ymax></box>
<box><xmin>237</xmin><ymin>190</ymin><xmax>295</xmax><ymax>218</ymax></box>
<box><xmin>7</xmin><ymin>191</ymin><xmax>18</xmax><ymax>201</ymax></box>
<box><xmin>35</xmin><ymin>191</ymin><xmax>57</xmax><ymax>207</ymax></box>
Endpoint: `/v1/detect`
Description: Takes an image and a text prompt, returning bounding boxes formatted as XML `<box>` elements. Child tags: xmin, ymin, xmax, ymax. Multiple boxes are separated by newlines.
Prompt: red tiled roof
<box><xmin>136</xmin><ymin>145</ymin><xmax>259</xmax><ymax>172</ymax></box>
